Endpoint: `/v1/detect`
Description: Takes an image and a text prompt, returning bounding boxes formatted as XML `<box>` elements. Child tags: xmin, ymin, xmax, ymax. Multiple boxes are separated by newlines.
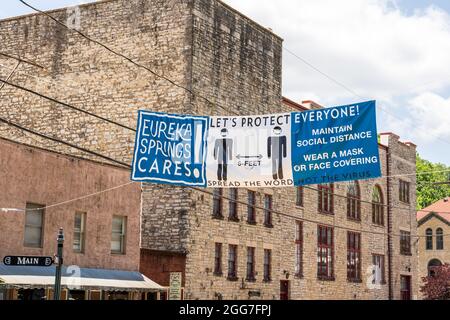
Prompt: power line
<box><xmin>0</xmin><ymin>78</ymin><xmax>135</xmax><ymax>131</ymax></box>
<box><xmin>0</xmin><ymin>61</ymin><xmax>20</xmax><ymax>91</ymax></box>
<box><xmin>0</xmin><ymin>181</ymin><xmax>135</xmax><ymax>213</ymax></box>
<box><xmin>3</xmin><ymin>120</ymin><xmax>450</xmax><ymax>241</ymax></box>
<box><xmin>0</xmin><ymin>51</ymin><xmax>44</xmax><ymax>69</ymax></box>
<box><xmin>0</xmin><ymin>60</ymin><xmax>448</xmax><ymax>182</ymax></box>
<box><xmin>5</xmin><ymin>2</ymin><xmax>447</xmax><ymax>213</ymax></box>
<box><xmin>0</xmin><ymin>116</ymin><xmax>130</xmax><ymax>168</ymax></box>
<box><xmin>18</xmin><ymin>0</ymin><xmax>232</xmax><ymax>115</ymax></box>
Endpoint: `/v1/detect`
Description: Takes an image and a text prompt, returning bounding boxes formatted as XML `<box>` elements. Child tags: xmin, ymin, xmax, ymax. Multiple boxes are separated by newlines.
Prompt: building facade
<box><xmin>417</xmin><ymin>198</ymin><xmax>450</xmax><ymax>298</ymax></box>
<box><xmin>0</xmin><ymin>138</ymin><xmax>161</xmax><ymax>300</ymax></box>
<box><xmin>0</xmin><ymin>0</ymin><xmax>418</xmax><ymax>299</ymax></box>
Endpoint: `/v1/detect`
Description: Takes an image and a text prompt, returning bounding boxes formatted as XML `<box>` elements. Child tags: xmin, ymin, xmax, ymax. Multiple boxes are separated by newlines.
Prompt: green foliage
<box><xmin>416</xmin><ymin>153</ymin><xmax>450</xmax><ymax>209</ymax></box>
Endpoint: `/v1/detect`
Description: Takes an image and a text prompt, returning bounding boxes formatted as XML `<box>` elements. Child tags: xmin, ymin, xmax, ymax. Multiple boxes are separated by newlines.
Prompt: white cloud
<box><xmin>223</xmin><ymin>0</ymin><xmax>450</xmax><ymax>163</ymax></box>
<box><xmin>385</xmin><ymin>92</ymin><xmax>450</xmax><ymax>142</ymax></box>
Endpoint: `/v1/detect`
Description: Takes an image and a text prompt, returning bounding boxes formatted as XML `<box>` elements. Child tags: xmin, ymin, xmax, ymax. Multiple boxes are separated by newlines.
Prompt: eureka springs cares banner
<box><xmin>131</xmin><ymin>100</ymin><xmax>381</xmax><ymax>187</ymax></box>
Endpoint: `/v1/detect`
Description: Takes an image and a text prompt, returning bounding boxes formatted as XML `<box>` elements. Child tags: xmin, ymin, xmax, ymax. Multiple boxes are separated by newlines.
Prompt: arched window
<box><xmin>427</xmin><ymin>259</ymin><xmax>442</xmax><ymax>276</ymax></box>
<box><xmin>347</xmin><ymin>181</ymin><xmax>360</xmax><ymax>220</ymax></box>
<box><xmin>436</xmin><ymin>228</ymin><xmax>444</xmax><ymax>250</ymax></box>
<box><xmin>372</xmin><ymin>185</ymin><xmax>384</xmax><ymax>226</ymax></box>
<box><xmin>318</xmin><ymin>183</ymin><xmax>334</xmax><ymax>214</ymax></box>
<box><xmin>426</xmin><ymin>228</ymin><xmax>433</xmax><ymax>250</ymax></box>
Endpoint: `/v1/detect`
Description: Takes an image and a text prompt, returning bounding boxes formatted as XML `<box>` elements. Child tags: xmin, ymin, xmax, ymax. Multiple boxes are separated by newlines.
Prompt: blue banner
<box><xmin>131</xmin><ymin>101</ymin><xmax>381</xmax><ymax>187</ymax></box>
<box><xmin>290</xmin><ymin>100</ymin><xmax>381</xmax><ymax>185</ymax></box>
<box><xmin>131</xmin><ymin>111</ymin><xmax>209</xmax><ymax>187</ymax></box>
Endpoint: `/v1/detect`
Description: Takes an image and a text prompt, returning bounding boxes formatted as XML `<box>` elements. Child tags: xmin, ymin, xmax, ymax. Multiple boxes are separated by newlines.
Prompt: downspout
<box><xmin>386</xmin><ymin>148</ymin><xmax>393</xmax><ymax>299</ymax></box>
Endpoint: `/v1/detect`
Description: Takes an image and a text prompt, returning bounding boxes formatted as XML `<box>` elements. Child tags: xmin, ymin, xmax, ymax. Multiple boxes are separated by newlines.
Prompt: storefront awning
<box><xmin>0</xmin><ymin>264</ymin><xmax>164</xmax><ymax>292</ymax></box>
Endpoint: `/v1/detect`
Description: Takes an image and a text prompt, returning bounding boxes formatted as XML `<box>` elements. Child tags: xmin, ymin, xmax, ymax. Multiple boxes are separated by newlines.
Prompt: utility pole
<box><xmin>53</xmin><ymin>228</ymin><xmax>64</xmax><ymax>300</ymax></box>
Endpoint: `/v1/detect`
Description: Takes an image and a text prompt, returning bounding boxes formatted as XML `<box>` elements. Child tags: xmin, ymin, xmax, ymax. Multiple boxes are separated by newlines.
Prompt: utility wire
<box><xmin>5</xmin><ymin>1</ymin><xmax>448</xmax><ymax>214</ymax></box>
<box><xmin>3</xmin><ymin>73</ymin><xmax>450</xmax><ymax>210</ymax></box>
<box><xmin>0</xmin><ymin>62</ymin><xmax>20</xmax><ymax>91</ymax></box>
<box><xmin>3</xmin><ymin>120</ymin><xmax>450</xmax><ymax>240</ymax></box>
<box><xmin>0</xmin><ymin>78</ymin><xmax>134</xmax><ymax>131</ymax></box>
<box><xmin>0</xmin><ymin>116</ymin><xmax>130</xmax><ymax>168</ymax></box>
<box><xmin>0</xmin><ymin>51</ymin><xmax>44</xmax><ymax>69</ymax></box>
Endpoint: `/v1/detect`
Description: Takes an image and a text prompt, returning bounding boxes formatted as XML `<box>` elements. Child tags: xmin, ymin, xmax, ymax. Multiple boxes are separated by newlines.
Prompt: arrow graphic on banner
<box><xmin>236</xmin><ymin>154</ymin><xmax>263</xmax><ymax>160</ymax></box>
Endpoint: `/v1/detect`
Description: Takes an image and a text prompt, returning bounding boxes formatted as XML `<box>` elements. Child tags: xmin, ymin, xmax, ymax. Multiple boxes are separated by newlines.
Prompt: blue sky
<box><xmin>1</xmin><ymin>1</ymin><xmax>450</xmax><ymax>165</ymax></box>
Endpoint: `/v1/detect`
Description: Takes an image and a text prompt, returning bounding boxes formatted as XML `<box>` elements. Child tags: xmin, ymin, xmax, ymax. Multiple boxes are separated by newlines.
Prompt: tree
<box><xmin>420</xmin><ymin>264</ymin><xmax>450</xmax><ymax>300</ymax></box>
<box><xmin>416</xmin><ymin>153</ymin><xmax>450</xmax><ymax>209</ymax></box>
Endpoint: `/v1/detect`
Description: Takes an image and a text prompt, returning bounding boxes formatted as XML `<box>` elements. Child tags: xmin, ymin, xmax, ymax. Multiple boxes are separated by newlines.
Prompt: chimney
<box><xmin>301</xmin><ymin>100</ymin><xmax>323</xmax><ymax>110</ymax></box>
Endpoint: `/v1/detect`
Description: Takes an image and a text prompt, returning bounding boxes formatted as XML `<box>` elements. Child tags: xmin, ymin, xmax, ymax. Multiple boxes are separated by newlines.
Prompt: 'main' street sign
<box><xmin>3</xmin><ymin>255</ymin><xmax>53</xmax><ymax>267</ymax></box>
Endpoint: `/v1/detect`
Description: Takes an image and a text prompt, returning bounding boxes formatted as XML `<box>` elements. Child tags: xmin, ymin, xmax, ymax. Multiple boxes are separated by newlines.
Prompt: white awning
<box><xmin>0</xmin><ymin>264</ymin><xmax>164</xmax><ymax>292</ymax></box>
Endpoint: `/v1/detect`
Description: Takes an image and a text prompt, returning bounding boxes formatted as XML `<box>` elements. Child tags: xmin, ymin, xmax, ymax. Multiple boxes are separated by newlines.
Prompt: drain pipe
<box><xmin>386</xmin><ymin>147</ymin><xmax>393</xmax><ymax>300</ymax></box>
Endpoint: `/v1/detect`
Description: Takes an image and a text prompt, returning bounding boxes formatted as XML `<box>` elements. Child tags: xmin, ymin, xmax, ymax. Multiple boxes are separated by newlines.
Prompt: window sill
<box><xmin>213</xmin><ymin>272</ymin><xmax>223</xmax><ymax>277</ymax></box>
<box><xmin>245</xmin><ymin>277</ymin><xmax>256</xmax><ymax>282</ymax></box>
<box><xmin>212</xmin><ymin>214</ymin><xmax>224</xmax><ymax>220</ymax></box>
<box><xmin>347</xmin><ymin>217</ymin><xmax>361</xmax><ymax>222</ymax></box>
<box><xmin>111</xmin><ymin>252</ymin><xmax>125</xmax><ymax>255</ymax></box>
<box><xmin>247</xmin><ymin>221</ymin><xmax>257</xmax><ymax>226</ymax></box>
<box><xmin>347</xmin><ymin>278</ymin><xmax>362</xmax><ymax>283</ymax></box>
<box><xmin>372</xmin><ymin>223</ymin><xmax>385</xmax><ymax>228</ymax></box>
<box><xmin>264</xmin><ymin>223</ymin><xmax>273</xmax><ymax>228</ymax></box>
<box><xmin>228</xmin><ymin>217</ymin><xmax>240</xmax><ymax>222</ymax></box>
<box><xmin>227</xmin><ymin>276</ymin><xmax>239</xmax><ymax>282</ymax></box>
<box><xmin>294</xmin><ymin>273</ymin><xmax>304</xmax><ymax>279</ymax></box>
<box><xmin>263</xmin><ymin>278</ymin><xmax>272</xmax><ymax>283</ymax></box>
<box><xmin>318</xmin><ymin>211</ymin><xmax>334</xmax><ymax>215</ymax></box>
<box><xmin>317</xmin><ymin>276</ymin><xmax>335</xmax><ymax>281</ymax></box>
<box><xmin>400</xmin><ymin>252</ymin><xmax>412</xmax><ymax>256</ymax></box>
<box><xmin>296</xmin><ymin>204</ymin><xmax>304</xmax><ymax>208</ymax></box>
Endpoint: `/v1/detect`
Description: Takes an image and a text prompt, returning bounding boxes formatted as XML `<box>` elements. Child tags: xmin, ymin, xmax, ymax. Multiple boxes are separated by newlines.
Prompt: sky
<box><xmin>1</xmin><ymin>1</ymin><xmax>450</xmax><ymax>165</ymax></box>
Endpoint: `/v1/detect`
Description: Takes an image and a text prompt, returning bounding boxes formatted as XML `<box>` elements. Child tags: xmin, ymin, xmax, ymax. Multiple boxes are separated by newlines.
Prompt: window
<box><xmin>399</xmin><ymin>180</ymin><xmax>410</xmax><ymax>203</ymax></box>
<box><xmin>214</xmin><ymin>243</ymin><xmax>222</xmax><ymax>275</ymax></box>
<box><xmin>295</xmin><ymin>221</ymin><xmax>303</xmax><ymax>277</ymax></box>
<box><xmin>347</xmin><ymin>181</ymin><xmax>360</xmax><ymax>220</ymax></box>
<box><xmin>246</xmin><ymin>247</ymin><xmax>256</xmax><ymax>281</ymax></box>
<box><xmin>247</xmin><ymin>191</ymin><xmax>256</xmax><ymax>224</ymax></box>
<box><xmin>427</xmin><ymin>259</ymin><xmax>442</xmax><ymax>276</ymax></box>
<box><xmin>264</xmin><ymin>194</ymin><xmax>273</xmax><ymax>227</ymax></box>
<box><xmin>317</xmin><ymin>225</ymin><xmax>334</xmax><ymax>280</ymax></box>
<box><xmin>426</xmin><ymin>228</ymin><xmax>433</xmax><ymax>250</ymax></box>
<box><xmin>228</xmin><ymin>245</ymin><xmax>238</xmax><ymax>280</ymax></box>
<box><xmin>212</xmin><ymin>188</ymin><xmax>223</xmax><ymax>218</ymax></box>
<box><xmin>400</xmin><ymin>275</ymin><xmax>411</xmax><ymax>300</ymax></box>
<box><xmin>24</xmin><ymin>203</ymin><xmax>45</xmax><ymax>248</ymax></box>
<box><xmin>296</xmin><ymin>186</ymin><xmax>304</xmax><ymax>206</ymax></box>
<box><xmin>372</xmin><ymin>254</ymin><xmax>386</xmax><ymax>284</ymax></box>
<box><xmin>263</xmin><ymin>249</ymin><xmax>271</xmax><ymax>282</ymax></box>
<box><xmin>347</xmin><ymin>232</ymin><xmax>361</xmax><ymax>282</ymax></box>
<box><xmin>436</xmin><ymin>228</ymin><xmax>444</xmax><ymax>250</ymax></box>
<box><xmin>228</xmin><ymin>188</ymin><xmax>238</xmax><ymax>221</ymax></box>
<box><xmin>318</xmin><ymin>183</ymin><xmax>333</xmax><ymax>214</ymax></box>
<box><xmin>400</xmin><ymin>231</ymin><xmax>411</xmax><ymax>255</ymax></box>
<box><xmin>73</xmin><ymin>212</ymin><xmax>86</xmax><ymax>253</ymax></box>
<box><xmin>111</xmin><ymin>216</ymin><xmax>126</xmax><ymax>254</ymax></box>
<box><xmin>372</xmin><ymin>185</ymin><xmax>384</xmax><ymax>225</ymax></box>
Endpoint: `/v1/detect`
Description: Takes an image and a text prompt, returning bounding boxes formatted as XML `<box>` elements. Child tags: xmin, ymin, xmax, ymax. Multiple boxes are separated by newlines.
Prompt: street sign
<box><xmin>3</xmin><ymin>255</ymin><xmax>53</xmax><ymax>267</ymax></box>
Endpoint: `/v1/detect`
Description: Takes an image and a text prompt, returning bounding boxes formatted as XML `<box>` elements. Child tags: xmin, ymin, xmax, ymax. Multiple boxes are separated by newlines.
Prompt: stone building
<box><xmin>0</xmin><ymin>137</ymin><xmax>162</xmax><ymax>300</ymax></box>
<box><xmin>0</xmin><ymin>0</ymin><xmax>418</xmax><ymax>299</ymax></box>
<box><xmin>417</xmin><ymin>198</ymin><xmax>450</xmax><ymax>298</ymax></box>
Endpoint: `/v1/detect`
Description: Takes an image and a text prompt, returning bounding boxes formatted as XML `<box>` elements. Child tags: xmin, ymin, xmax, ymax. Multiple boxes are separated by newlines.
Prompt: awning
<box><xmin>0</xmin><ymin>264</ymin><xmax>164</xmax><ymax>292</ymax></box>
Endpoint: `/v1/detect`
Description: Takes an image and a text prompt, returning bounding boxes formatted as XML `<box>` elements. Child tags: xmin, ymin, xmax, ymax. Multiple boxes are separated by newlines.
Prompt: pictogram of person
<box><xmin>214</xmin><ymin>128</ymin><xmax>233</xmax><ymax>181</ymax></box>
<box><xmin>267</xmin><ymin>126</ymin><xmax>287</xmax><ymax>180</ymax></box>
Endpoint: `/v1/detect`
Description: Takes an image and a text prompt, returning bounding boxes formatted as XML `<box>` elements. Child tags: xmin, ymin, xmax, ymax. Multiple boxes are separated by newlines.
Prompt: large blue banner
<box><xmin>131</xmin><ymin>101</ymin><xmax>381</xmax><ymax>187</ymax></box>
<box><xmin>131</xmin><ymin>111</ymin><xmax>209</xmax><ymax>187</ymax></box>
<box><xmin>291</xmin><ymin>100</ymin><xmax>381</xmax><ymax>185</ymax></box>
